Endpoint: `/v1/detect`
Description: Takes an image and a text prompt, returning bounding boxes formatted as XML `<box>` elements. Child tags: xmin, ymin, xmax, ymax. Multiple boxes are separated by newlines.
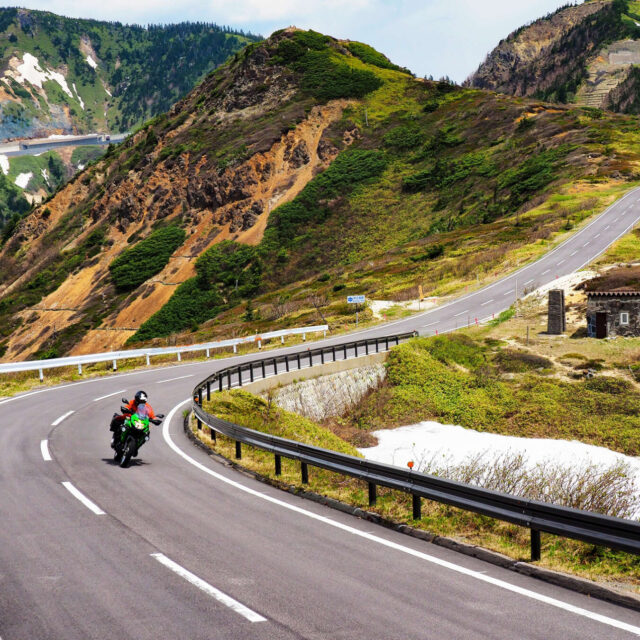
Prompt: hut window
<box><xmin>620</xmin><ymin>312</ymin><xmax>629</xmax><ymax>325</ymax></box>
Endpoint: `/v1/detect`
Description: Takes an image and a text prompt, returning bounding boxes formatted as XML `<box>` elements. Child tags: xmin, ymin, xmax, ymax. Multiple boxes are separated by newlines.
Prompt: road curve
<box><xmin>1</xmin><ymin>188</ymin><xmax>640</xmax><ymax>638</ymax></box>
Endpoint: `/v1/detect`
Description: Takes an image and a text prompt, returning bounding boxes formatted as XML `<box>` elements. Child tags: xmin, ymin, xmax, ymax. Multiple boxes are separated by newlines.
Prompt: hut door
<box><xmin>596</xmin><ymin>312</ymin><xmax>607</xmax><ymax>339</ymax></box>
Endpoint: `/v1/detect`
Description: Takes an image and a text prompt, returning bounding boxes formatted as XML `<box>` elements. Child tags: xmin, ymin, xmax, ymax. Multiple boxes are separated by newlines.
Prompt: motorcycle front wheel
<box><xmin>119</xmin><ymin>438</ymin><xmax>134</xmax><ymax>468</ymax></box>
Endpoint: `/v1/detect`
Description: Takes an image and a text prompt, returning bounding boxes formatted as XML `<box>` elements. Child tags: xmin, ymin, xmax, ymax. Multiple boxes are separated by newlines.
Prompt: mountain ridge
<box><xmin>3</xmin><ymin>27</ymin><xmax>640</xmax><ymax>361</ymax></box>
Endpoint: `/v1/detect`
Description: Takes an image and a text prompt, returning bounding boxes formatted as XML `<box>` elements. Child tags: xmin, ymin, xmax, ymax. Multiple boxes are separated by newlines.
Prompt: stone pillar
<box><xmin>547</xmin><ymin>289</ymin><xmax>565</xmax><ymax>334</ymax></box>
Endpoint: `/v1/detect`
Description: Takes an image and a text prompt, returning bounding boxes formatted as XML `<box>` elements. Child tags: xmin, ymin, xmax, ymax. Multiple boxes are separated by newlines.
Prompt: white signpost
<box><xmin>347</xmin><ymin>295</ymin><xmax>366</xmax><ymax>325</ymax></box>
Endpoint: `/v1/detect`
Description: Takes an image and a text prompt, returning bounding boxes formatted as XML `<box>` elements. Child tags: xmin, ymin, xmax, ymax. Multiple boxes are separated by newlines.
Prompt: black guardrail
<box><xmin>191</xmin><ymin>332</ymin><xmax>640</xmax><ymax>561</ymax></box>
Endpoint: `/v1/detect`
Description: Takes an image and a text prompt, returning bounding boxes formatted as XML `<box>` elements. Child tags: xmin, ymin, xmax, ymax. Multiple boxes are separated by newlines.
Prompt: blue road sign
<box><xmin>347</xmin><ymin>295</ymin><xmax>366</xmax><ymax>304</ymax></box>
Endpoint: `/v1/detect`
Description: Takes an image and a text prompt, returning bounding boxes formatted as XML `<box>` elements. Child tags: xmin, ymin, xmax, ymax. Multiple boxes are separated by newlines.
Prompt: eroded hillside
<box><xmin>3</xmin><ymin>28</ymin><xmax>640</xmax><ymax>361</ymax></box>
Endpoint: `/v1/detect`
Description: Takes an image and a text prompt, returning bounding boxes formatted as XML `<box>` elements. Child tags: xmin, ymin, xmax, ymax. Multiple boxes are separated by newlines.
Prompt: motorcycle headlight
<box><xmin>134</xmin><ymin>420</ymin><xmax>145</xmax><ymax>430</ymax></box>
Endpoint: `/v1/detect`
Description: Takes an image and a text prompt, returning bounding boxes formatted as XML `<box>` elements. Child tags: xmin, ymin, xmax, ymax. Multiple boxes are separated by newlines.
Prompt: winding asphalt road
<box><xmin>2</xmin><ymin>188</ymin><xmax>640</xmax><ymax>638</ymax></box>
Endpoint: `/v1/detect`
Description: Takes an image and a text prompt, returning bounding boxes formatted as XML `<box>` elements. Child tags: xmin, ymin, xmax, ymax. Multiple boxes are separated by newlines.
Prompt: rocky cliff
<box><xmin>467</xmin><ymin>0</ymin><xmax>640</xmax><ymax>111</ymax></box>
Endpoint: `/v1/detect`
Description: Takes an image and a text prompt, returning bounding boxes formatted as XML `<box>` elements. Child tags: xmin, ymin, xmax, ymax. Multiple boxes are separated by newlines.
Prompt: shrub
<box><xmin>384</xmin><ymin>125</ymin><xmax>426</xmax><ymax>150</ymax></box>
<box><xmin>409</xmin><ymin>244</ymin><xmax>444</xmax><ymax>262</ymax></box>
<box><xmin>109</xmin><ymin>225</ymin><xmax>186</xmax><ymax>291</ymax></box>
<box><xmin>583</xmin><ymin>377</ymin><xmax>633</xmax><ymax>395</ymax></box>
<box><xmin>494</xmin><ymin>350</ymin><xmax>553</xmax><ymax>373</ymax></box>
<box><xmin>346</xmin><ymin>42</ymin><xmax>404</xmax><ymax>71</ymax></box>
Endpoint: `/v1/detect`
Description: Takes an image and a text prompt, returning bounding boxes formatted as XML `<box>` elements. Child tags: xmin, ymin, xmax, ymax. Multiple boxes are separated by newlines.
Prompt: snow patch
<box><xmin>15</xmin><ymin>172</ymin><xmax>32</xmax><ymax>189</ymax></box>
<box><xmin>77</xmin><ymin>163</ymin><xmax>85</xmax><ymax>171</ymax></box>
<box><xmin>104</xmin><ymin>86</ymin><xmax>112</xmax><ymax>97</ymax></box>
<box><xmin>0</xmin><ymin>154</ymin><xmax>9</xmax><ymax>176</ymax></box>
<box><xmin>41</xmin><ymin>168</ymin><xmax>50</xmax><ymax>186</ymax></box>
<box><xmin>358</xmin><ymin>421</ymin><xmax>640</xmax><ymax>509</ymax></box>
<box><xmin>85</xmin><ymin>55</ymin><xmax>97</xmax><ymax>70</ymax></box>
<box><xmin>11</xmin><ymin>53</ymin><xmax>73</xmax><ymax>99</ymax></box>
<box><xmin>72</xmin><ymin>83</ymin><xmax>85</xmax><ymax>110</ymax></box>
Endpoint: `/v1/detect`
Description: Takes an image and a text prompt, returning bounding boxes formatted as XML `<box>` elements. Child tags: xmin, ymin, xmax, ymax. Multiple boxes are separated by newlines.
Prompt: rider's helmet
<box><xmin>134</xmin><ymin>390</ymin><xmax>148</xmax><ymax>405</ymax></box>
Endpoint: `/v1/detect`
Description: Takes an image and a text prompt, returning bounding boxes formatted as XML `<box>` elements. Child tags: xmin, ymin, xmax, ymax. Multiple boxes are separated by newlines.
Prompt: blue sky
<box><xmin>19</xmin><ymin>0</ymin><xmax>574</xmax><ymax>82</ymax></box>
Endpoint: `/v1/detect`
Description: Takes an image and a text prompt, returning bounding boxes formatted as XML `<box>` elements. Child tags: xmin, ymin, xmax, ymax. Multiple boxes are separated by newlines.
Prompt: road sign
<box><xmin>347</xmin><ymin>295</ymin><xmax>365</xmax><ymax>304</ymax></box>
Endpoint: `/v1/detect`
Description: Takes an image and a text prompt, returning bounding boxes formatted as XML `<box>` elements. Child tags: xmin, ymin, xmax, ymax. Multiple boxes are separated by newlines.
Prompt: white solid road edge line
<box><xmin>61</xmin><ymin>481</ymin><xmax>105</xmax><ymax>515</ymax></box>
<box><xmin>163</xmin><ymin>399</ymin><xmax>640</xmax><ymax>637</ymax></box>
<box><xmin>40</xmin><ymin>439</ymin><xmax>52</xmax><ymax>461</ymax></box>
<box><xmin>51</xmin><ymin>410</ymin><xmax>74</xmax><ymax>426</ymax></box>
<box><xmin>151</xmin><ymin>553</ymin><xmax>267</xmax><ymax>623</ymax></box>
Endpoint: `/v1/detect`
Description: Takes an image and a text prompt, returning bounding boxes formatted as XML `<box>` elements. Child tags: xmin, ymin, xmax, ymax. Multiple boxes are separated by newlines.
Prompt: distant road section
<box><xmin>0</xmin><ymin>132</ymin><xmax>128</xmax><ymax>158</ymax></box>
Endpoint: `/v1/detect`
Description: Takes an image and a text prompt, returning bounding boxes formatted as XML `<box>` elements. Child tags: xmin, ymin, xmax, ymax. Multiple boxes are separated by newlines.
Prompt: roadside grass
<box><xmin>195</xmin><ymin>394</ymin><xmax>640</xmax><ymax>590</ymax></box>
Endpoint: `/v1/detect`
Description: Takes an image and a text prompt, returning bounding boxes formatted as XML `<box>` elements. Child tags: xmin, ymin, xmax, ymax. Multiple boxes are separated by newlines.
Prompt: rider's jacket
<box><xmin>125</xmin><ymin>399</ymin><xmax>156</xmax><ymax>420</ymax></box>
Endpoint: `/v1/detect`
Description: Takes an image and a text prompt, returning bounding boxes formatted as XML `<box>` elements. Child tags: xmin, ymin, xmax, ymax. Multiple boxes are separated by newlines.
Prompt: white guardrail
<box><xmin>0</xmin><ymin>325</ymin><xmax>328</xmax><ymax>381</ymax></box>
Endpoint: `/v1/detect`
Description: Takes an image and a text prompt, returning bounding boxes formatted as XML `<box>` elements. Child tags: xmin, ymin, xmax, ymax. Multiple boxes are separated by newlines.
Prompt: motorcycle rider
<box><xmin>110</xmin><ymin>390</ymin><xmax>156</xmax><ymax>448</ymax></box>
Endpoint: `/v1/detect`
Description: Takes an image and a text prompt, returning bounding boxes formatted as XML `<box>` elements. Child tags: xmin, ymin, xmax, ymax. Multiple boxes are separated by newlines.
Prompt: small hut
<box><xmin>583</xmin><ymin>266</ymin><xmax>640</xmax><ymax>338</ymax></box>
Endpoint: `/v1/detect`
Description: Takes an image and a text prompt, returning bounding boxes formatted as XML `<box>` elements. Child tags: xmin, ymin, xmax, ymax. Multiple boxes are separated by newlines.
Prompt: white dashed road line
<box><xmin>93</xmin><ymin>390</ymin><xmax>126</xmax><ymax>402</ymax></box>
<box><xmin>40</xmin><ymin>439</ymin><xmax>52</xmax><ymax>461</ymax></box>
<box><xmin>151</xmin><ymin>553</ymin><xmax>267</xmax><ymax>623</ymax></box>
<box><xmin>51</xmin><ymin>410</ymin><xmax>74</xmax><ymax>426</ymax></box>
<box><xmin>61</xmin><ymin>482</ymin><xmax>105</xmax><ymax>515</ymax></box>
<box><xmin>156</xmin><ymin>375</ymin><xmax>194</xmax><ymax>384</ymax></box>
<box><xmin>480</xmin><ymin>299</ymin><xmax>494</xmax><ymax>306</ymax></box>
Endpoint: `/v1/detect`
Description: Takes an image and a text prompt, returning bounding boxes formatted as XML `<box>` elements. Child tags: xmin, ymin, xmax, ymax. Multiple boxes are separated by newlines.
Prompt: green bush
<box><xmin>384</xmin><ymin>125</ymin><xmax>427</xmax><ymax>150</ymax></box>
<box><xmin>346</xmin><ymin>42</ymin><xmax>404</xmax><ymax>71</ymax></box>
<box><xmin>262</xmin><ymin>149</ymin><xmax>386</xmax><ymax>252</ymax></box>
<box><xmin>109</xmin><ymin>225</ymin><xmax>186</xmax><ymax>291</ymax></box>
<box><xmin>410</xmin><ymin>244</ymin><xmax>444</xmax><ymax>262</ymax></box>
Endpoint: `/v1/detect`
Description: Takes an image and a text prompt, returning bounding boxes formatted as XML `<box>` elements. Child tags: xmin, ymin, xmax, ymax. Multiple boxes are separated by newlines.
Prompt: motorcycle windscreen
<box><xmin>135</xmin><ymin>404</ymin><xmax>152</xmax><ymax>419</ymax></box>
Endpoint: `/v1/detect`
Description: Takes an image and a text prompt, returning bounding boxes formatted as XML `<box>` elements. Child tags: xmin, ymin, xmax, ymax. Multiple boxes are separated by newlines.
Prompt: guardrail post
<box><xmin>39</xmin><ymin>368</ymin><xmax>44</xmax><ymax>383</ymax></box>
<box><xmin>301</xmin><ymin>462</ymin><xmax>309</xmax><ymax>484</ymax></box>
<box><xmin>78</xmin><ymin>363</ymin><xmax>82</xmax><ymax>375</ymax></box>
<box><xmin>112</xmin><ymin>359</ymin><xmax>117</xmax><ymax>371</ymax></box>
<box><xmin>233</xmin><ymin>344</ymin><xmax>237</xmax><ymax>354</ymax></box>
<box><xmin>198</xmin><ymin>388</ymin><xmax>203</xmax><ymax>406</ymax></box>
<box><xmin>323</xmin><ymin>330</ymin><xmax>327</xmax><ymax>338</ymax></box>
<box><xmin>146</xmin><ymin>354</ymin><xmax>151</xmax><ymax>366</ymax></box>
<box><xmin>344</xmin><ymin>344</ymin><xmax>347</xmax><ymax>359</ymax></box>
<box><xmin>332</xmin><ymin>346</ymin><xmax>336</xmax><ymax>361</ymax></box>
<box><xmin>308</xmin><ymin>351</ymin><xmax>313</xmax><ymax>367</ymax></box>
<box><xmin>368</xmin><ymin>482</ymin><xmax>377</xmax><ymax>507</ymax></box>
<box><xmin>320</xmin><ymin>349</ymin><xmax>325</xmax><ymax>364</ymax></box>
<box><xmin>355</xmin><ymin>343</ymin><xmax>358</xmax><ymax>357</ymax></box>
<box><xmin>297</xmin><ymin>353</ymin><xmax>301</xmax><ymax>369</ymax></box>
<box><xmin>273</xmin><ymin>358</ymin><xmax>278</xmax><ymax>375</ymax></box>
<box><xmin>395</xmin><ymin>336</ymin><xmax>400</xmax><ymax>346</ymax></box>
<box><xmin>365</xmin><ymin>340</ymin><xmax>369</xmax><ymax>355</ymax></box>
<box><xmin>219</xmin><ymin>376</ymin><xmax>223</xmax><ymax>392</ymax></box>
<box><xmin>206</xmin><ymin>348</ymin><xmax>210</xmax><ymax>358</ymax></box>
<box><xmin>197</xmin><ymin>415</ymin><xmax>202</xmax><ymax>431</ymax></box>
<box><xmin>412</xmin><ymin>494</ymin><xmax>421</xmax><ymax>520</ymax></box>
<box><xmin>207</xmin><ymin>381</ymin><xmax>211</xmax><ymax>401</ymax></box>
<box><xmin>261</xmin><ymin>361</ymin><xmax>266</xmax><ymax>378</ymax></box>
<box><xmin>275</xmin><ymin>454</ymin><xmax>282</xmax><ymax>476</ymax></box>
<box><xmin>303</xmin><ymin>333</ymin><xmax>306</xmax><ymax>342</ymax></box>
<box><xmin>250</xmin><ymin>363</ymin><xmax>254</xmax><ymax>382</ymax></box>
<box><xmin>285</xmin><ymin>357</ymin><xmax>290</xmax><ymax>372</ymax></box>
<box><xmin>258</xmin><ymin>340</ymin><xmax>262</xmax><ymax>350</ymax></box>
<box><xmin>209</xmin><ymin>426</ymin><xmax>216</xmax><ymax>442</ymax></box>
<box><xmin>235</xmin><ymin>441</ymin><xmax>242</xmax><ymax>459</ymax></box>
<box><xmin>281</xmin><ymin>335</ymin><xmax>284</xmax><ymax>344</ymax></box>
<box><xmin>375</xmin><ymin>339</ymin><xmax>379</xmax><ymax>353</ymax></box>
<box><xmin>238</xmin><ymin>366</ymin><xmax>243</xmax><ymax>386</ymax></box>
<box><xmin>385</xmin><ymin>337</ymin><xmax>389</xmax><ymax>351</ymax></box>
<box><xmin>531</xmin><ymin>529</ymin><xmax>541</xmax><ymax>562</ymax></box>
<box><xmin>227</xmin><ymin>371</ymin><xmax>232</xmax><ymax>390</ymax></box>
<box><xmin>177</xmin><ymin>351</ymin><xmax>181</xmax><ymax>362</ymax></box>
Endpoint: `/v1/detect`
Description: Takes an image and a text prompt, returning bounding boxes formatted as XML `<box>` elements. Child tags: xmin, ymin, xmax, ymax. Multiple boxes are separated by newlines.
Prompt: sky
<box><xmin>15</xmin><ymin>0</ymin><xmax>575</xmax><ymax>82</ymax></box>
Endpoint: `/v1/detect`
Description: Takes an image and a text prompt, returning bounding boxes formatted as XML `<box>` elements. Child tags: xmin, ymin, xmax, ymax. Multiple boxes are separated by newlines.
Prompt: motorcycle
<box><xmin>112</xmin><ymin>398</ymin><xmax>164</xmax><ymax>468</ymax></box>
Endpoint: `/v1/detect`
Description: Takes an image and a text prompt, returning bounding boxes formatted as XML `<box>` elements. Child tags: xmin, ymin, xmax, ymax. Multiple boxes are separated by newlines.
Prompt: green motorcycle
<box><xmin>113</xmin><ymin>400</ymin><xmax>163</xmax><ymax>468</ymax></box>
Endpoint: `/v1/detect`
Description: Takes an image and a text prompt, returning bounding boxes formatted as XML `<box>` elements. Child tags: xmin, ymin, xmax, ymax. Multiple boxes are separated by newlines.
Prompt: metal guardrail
<box><xmin>0</xmin><ymin>325</ymin><xmax>328</xmax><ymax>381</ymax></box>
<box><xmin>192</xmin><ymin>332</ymin><xmax>640</xmax><ymax>562</ymax></box>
